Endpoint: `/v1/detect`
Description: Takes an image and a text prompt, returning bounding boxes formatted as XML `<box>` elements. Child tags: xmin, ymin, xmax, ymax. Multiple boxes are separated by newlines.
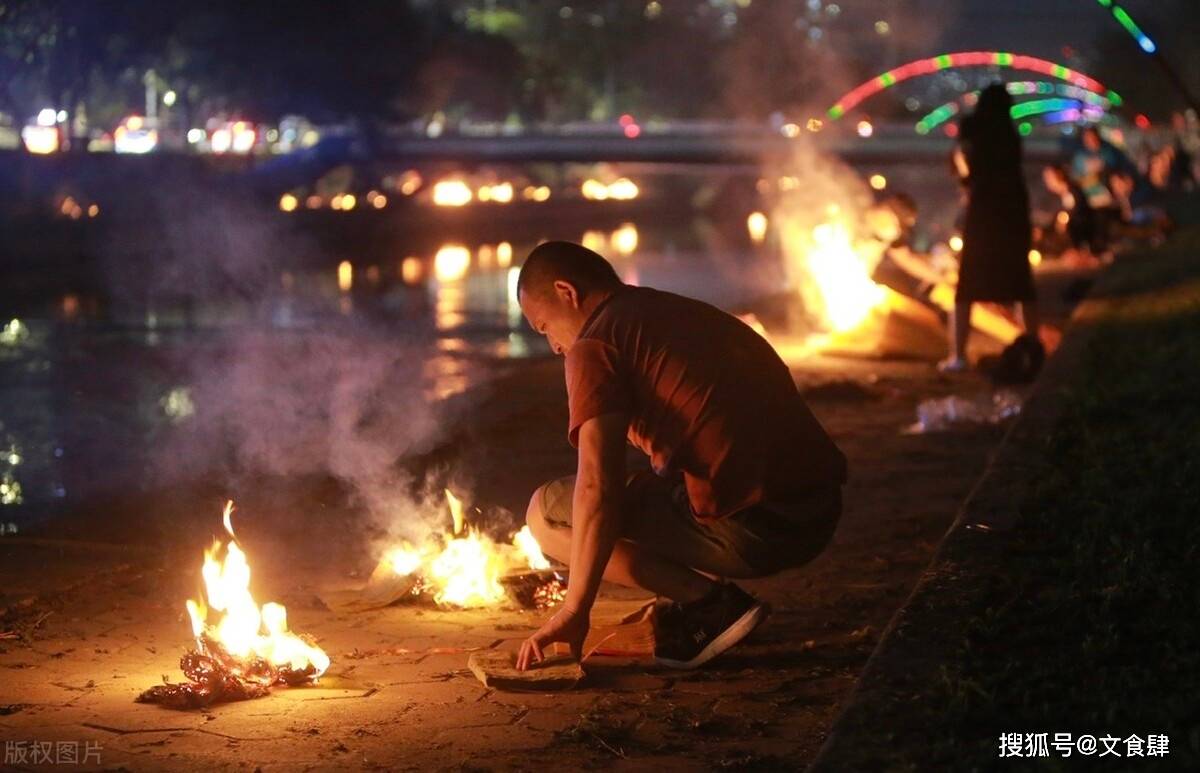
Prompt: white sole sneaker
<box><xmin>654</xmin><ymin>601</ymin><xmax>770</xmax><ymax>670</ymax></box>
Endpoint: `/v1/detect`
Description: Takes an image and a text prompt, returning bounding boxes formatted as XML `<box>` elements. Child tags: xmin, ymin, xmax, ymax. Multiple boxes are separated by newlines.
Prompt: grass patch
<box><xmin>932</xmin><ymin>234</ymin><xmax>1200</xmax><ymax>767</ymax></box>
<box><xmin>824</xmin><ymin>230</ymin><xmax>1200</xmax><ymax>771</ymax></box>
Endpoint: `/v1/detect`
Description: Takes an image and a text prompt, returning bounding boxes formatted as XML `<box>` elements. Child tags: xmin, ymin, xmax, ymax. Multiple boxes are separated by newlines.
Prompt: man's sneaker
<box><xmin>653</xmin><ymin>583</ymin><xmax>770</xmax><ymax>669</ymax></box>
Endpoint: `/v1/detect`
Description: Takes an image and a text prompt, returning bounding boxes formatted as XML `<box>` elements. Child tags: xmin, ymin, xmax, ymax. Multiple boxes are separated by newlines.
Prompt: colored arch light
<box><xmin>827</xmin><ymin>51</ymin><xmax>1116</xmax><ymax>120</ymax></box>
<box><xmin>1097</xmin><ymin>1</ymin><xmax>1156</xmax><ymax>54</ymax></box>
<box><xmin>915</xmin><ymin>82</ymin><xmax>1114</xmax><ymax>134</ymax></box>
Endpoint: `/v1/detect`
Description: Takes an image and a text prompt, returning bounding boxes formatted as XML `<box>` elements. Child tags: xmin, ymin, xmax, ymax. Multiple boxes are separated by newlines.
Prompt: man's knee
<box><xmin>525</xmin><ymin>484</ymin><xmax>550</xmax><ymax>540</ymax></box>
<box><xmin>526</xmin><ymin>476</ymin><xmax>574</xmax><ymax>541</ymax></box>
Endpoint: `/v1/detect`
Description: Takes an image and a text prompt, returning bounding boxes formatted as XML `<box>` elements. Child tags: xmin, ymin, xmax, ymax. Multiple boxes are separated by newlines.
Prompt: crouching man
<box><xmin>516</xmin><ymin>242</ymin><xmax>846</xmax><ymax>670</ymax></box>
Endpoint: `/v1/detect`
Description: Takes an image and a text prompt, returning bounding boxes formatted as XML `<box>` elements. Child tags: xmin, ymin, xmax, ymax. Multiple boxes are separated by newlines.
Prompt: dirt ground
<box><xmin>0</xmin><ymin>269</ymin><xmax>1088</xmax><ymax>771</ymax></box>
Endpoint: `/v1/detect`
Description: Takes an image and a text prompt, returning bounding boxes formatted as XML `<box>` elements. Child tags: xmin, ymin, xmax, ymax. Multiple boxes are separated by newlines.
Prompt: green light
<box><xmin>930</xmin><ymin>105</ymin><xmax>957</xmax><ymax>124</ymax></box>
<box><xmin>1010</xmin><ymin>98</ymin><xmax>1077</xmax><ymax>120</ymax></box>
<box><xmin>1102</xmin><ymin>3</ymin><xmax>1157</xmax><ymax>54</ymax></box>
<box><xmin>1113</xmin><ymin>7</ymin><xmax>1144</xmax><ymax>39</ymax></box>
<box><xmin>878</xmin><ymin>73</ymin><xmax>896</xmax><ymax>88</ymax></box>
<box><xmin>935</xmin><ymin>54</ymin><xmax>953</xmax><ymax>70</ymax></box>
<box><xmin>828</xmin><ymin>105</ymin><xmax>845</xmax><ymax>120</ymax></box>
<box><xmin>915</xmin><ymin>122</ymin><xmax>930</xmax><ymax>135</ymax></box>
<box><xmin>1018</xmin><ymin>122</ymin><xmax>1033</xmax><ymax>136</ymax></box>
<box><xmin>1107</xmin><ymin>90</ymin><xmax>1123</xmax><ymax>107</ymax></box>
<box><xmin>995</xmin><ymin>52</ymin><xmax>1013</xmax><ymax>66</ymax></box>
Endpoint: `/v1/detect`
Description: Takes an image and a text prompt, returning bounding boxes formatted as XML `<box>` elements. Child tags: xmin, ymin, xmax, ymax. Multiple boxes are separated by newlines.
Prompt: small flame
<box><xmin>445</xmin><ymin>488</ymin><xmax>465</xmax><ymax>535</ymax></box>
<box><xmin>513</xmin><ymin>525</ymin><xmax>550</xmax><ymax>571</ymax></box>
<box><xmin>790</xmin><ymin>219</ymin><xmax>886</xmax><ymax>333</ymax></box>
<box><xmin>382</xmin><ymin>492</ymin><xmax>558</xmax><ymax>608</ymax></box>
<box><xmin>384</xmin><ymin>542</ymin><xmax>424</xmax><ymax>576</ymax></box>
<box><xmin>427</xmin><ymin>530</ymin><xmax>508</xmax><ymax>607</ymax></box>
<box><xmin>222</xmin><ymin>500</ymin><xmax>235</xmax><ymax>538</ymax></box>
<box><xmin>186</xmin><ymin>503</ymin><xmax>329</xmax><ymax>676</ymax></box>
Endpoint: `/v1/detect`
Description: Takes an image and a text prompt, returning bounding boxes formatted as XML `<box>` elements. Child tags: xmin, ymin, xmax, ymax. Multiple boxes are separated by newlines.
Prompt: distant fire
<box><xmin>138</xmin><ymin>502</ymin><xmax>329</xmax><ymax>709</ymax></box>
<box><xmin>383</xmin><ymin>490</ymin><xmax>563</xmax><ymax>609</ymax></box>
<box><xmin>801</xmin><ymin>218</ymin><xmax>887</xmax><ymax>333</ymax></box>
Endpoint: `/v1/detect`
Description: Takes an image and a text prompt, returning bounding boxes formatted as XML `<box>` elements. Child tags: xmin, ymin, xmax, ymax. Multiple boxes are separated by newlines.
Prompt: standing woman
<box><xmin>941</xmin><ymin>83</ymin><xmax>1041</xmax><ymax>372</ymax></box>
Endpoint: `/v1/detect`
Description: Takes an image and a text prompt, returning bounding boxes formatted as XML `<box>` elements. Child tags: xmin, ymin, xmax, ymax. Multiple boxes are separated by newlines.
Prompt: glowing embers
<box><xmin>138</xmin><ymin>502</ymin><xmax>329</xmax><ymax>709</ymax></box>
<box><xmin>381</xmin><ymin>490</ymin><xmax>564</xmax><ymax>610</ymax></box>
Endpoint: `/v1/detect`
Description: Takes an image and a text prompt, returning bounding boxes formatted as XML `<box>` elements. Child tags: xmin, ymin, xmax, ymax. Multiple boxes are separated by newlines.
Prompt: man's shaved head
<box><xmin>517</xmin><ymin>241</ymin><xmax>622</xmax><ymax>299</ymax></box>
<box><xmin>517</xmin><ymin>241</ymin><xmax>623</xmax><ymax>356</ymax></box>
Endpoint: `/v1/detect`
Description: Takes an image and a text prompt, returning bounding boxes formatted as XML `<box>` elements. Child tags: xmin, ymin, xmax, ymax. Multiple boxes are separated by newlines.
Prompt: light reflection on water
<box><xmin>0</xmin><ymin>216</ymin><xmax>781</xmax><ymax>520</ymax></box>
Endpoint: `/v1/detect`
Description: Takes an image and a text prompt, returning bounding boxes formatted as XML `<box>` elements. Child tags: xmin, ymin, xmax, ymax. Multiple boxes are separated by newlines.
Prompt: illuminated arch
<box><xmin>827</xmin><ymin>51</ymin><xmax>1122</xmax><ymax>120</ymax></box>
<box><xmin>915</xmin><ymin>81</ymin><xmax>1115</xmax><ymax>134</ymax></box>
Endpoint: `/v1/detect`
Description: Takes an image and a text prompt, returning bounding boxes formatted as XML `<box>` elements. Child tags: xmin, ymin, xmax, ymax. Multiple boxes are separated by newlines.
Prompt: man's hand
<box><xmin>516</xmin><ymin>606</ymin><xmax>590</xmax><ymax>671</ymax></box>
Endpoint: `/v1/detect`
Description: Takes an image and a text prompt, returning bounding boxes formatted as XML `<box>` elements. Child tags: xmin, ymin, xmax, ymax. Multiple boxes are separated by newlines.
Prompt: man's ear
<box><xmin>552</xmin><ymin>279</ymin><xmax>580</xmax><ymax>309</ymax></box>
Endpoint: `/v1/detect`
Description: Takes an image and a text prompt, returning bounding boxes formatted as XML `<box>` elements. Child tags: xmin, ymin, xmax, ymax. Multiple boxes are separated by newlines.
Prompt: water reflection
<box><xmin>611</xmin><ymin>223</ymin><xmax>638</xmax><ymax>256</ymax></box>
<box><xmin>434</xmin><ymin>245</ymin><xmax>471</xmax><ymax>282</ymax></box>
<box><xmin>0</xmin><ymin>212</ymin><xmax>787</xmax><ymax>518</ymax></box>
<box><xmin>1</xmin><ymin>318</ymin><xmax>29</xmax><ymax>346</ymax></box>
<box><xmin>401</xmin><ymin>257</ymin><xmax>423</xmax><ymax>284</ymax></box>
<box><xmin>1</xmin><ymin>437</ymin><xmax>23</xmax><ymax>506</ymax></box>
<box><xmin>507</xmin><ymin>267</ymin><xmax>523</xmax><ymax>329</ymax></box>
<box><xmin>581</xmin><ymin>230</ymin><xmax>607</xmax><ymax>254</ymax></box>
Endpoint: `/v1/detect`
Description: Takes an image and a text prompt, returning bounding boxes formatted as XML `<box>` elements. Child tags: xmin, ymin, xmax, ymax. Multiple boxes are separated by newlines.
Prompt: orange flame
<box><xmin>185</xmin><ymin>502</ymin><xmax>330</xmax><ymax>676</ymax></box>
<box><xmin>383</xmin><ymin>491</ymin><xmax>557</xmax><ymax>608</ymax></box>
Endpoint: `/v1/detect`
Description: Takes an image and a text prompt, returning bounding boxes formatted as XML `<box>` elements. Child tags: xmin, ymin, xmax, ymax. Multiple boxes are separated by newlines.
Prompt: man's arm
<box><xmin>516</xmin><ymin>411</ymin><xmax>626</xmax><ymax>670</ymax></box>
<box><xmin>564</xmin><ymin>411</ymin><xmax>628</xmax><ymax>615</ymax></box>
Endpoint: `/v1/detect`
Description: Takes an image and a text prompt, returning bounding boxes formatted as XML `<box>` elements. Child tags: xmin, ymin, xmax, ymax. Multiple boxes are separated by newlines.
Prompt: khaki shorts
<box><xmin>536</xmin><ymin>471</ymin><xmax>840</xmax><ymax>579</ymax></box>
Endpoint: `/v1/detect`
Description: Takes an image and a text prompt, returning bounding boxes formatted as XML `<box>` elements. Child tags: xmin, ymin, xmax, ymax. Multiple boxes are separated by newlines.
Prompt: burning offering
<box><xmin>331</xmin><ymin>490</ymin><xmax>566</xmax><ymax>613</ymax></box>
<box><xmin>137</xmin><ymin>502</ymin><xmax>330</xmax><ymax>709</ymax></box>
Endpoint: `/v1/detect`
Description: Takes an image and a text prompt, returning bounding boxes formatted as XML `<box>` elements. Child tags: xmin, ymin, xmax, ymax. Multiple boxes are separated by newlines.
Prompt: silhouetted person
<box><xmin>1072</xmin><ymin>128</ymin><xmax>1121</xmax><ymax>256</ymax></box>
<box><xmin>941</xmin><ymin>83</ymin><xmax>1041</xmax><ymax>372</ymax></box>
<box><xmin>1042</xmin><ymin>164</ymin><xmax>1097</xmax><ymax>258</ymax></box>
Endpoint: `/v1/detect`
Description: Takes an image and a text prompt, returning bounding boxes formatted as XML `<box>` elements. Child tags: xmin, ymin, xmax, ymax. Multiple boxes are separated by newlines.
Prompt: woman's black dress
<box><xmin>956</xmin><ymin>115</ymin><xmax>1036</xmax><ymax>303</ymax></box>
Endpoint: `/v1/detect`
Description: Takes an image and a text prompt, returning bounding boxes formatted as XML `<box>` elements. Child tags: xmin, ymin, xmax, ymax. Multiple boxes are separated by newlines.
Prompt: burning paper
<box><xmin>770</xmin><ymin>143</ymin><xmax>894</xmax><ymax>349</ymax></box>
<box><xmin>378</xmin><ymin>490</ymin><xmax>565</xmax><ymax>610</ymax></box>
<box><xmin>138</xmin><ymin>501</ymin><xmax>329</xmax><ymax>709</ymax></box>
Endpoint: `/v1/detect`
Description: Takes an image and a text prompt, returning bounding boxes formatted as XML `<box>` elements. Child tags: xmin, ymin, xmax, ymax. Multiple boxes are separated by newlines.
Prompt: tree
<box><xmin>0</xmin><ymin>0</ymin><xmax>168</xmax><ymax>132</ymax></box>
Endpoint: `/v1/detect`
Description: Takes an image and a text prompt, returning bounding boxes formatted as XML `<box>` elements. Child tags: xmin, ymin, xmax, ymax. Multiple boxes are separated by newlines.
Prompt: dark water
<box><xmin>0</xmin><ymin>199</ymin><xmax>787</xmax><ymax>528</ymax></box>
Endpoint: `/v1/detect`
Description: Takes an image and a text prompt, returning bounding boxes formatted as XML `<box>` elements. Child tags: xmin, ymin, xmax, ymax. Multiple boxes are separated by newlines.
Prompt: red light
<box><xmin>944</xmin><ymin>123</ymin><xmax>959</xmax><ymax>138</ymax></box>
<box><xmin>624</xmin><ymin>123</ymin><xmax>641</xmax><ymax>139</ymax></box>
<box><xmin>1134</xmin><ymin>113</ymin><xmax>1151</xmax><ymax>129</ymax></box>
<box><xmin>619</xmin><ymin>113</ymin><xmax>634</xmax><ymax>126</ymax></box>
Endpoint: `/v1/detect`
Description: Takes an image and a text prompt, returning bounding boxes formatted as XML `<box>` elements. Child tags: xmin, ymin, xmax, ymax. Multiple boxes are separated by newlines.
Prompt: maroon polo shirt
<box><xmin>564</xmin><ymin>286</ymin><xmax>846</xmax><ymax>519</ymax></box>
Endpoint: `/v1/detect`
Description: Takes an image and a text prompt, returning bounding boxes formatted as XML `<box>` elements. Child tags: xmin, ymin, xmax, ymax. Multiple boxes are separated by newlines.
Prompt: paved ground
<box><xmin>0</xmin><ymin>268</ymin><xmax>1088</xmax><ymax>771</ymax></box>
